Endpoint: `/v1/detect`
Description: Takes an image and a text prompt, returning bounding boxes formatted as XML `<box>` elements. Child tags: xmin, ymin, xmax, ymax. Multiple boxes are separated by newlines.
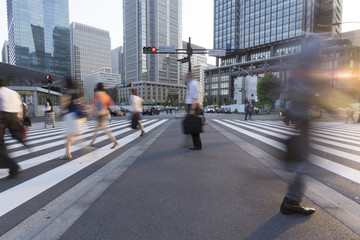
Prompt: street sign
<box><xmin>177</xmin><ymin>57</ymin><xmax>188</xmax><ymax>63</ymax></box>
<box><xmin>208</xmin><ymin>49</ymin><xmax>226</xmax><ymax>56</ymax></box>
<box><xmin>158</xmin><ymin>46</ymin><xmax>176</xmax><ymax>53</ymax></box>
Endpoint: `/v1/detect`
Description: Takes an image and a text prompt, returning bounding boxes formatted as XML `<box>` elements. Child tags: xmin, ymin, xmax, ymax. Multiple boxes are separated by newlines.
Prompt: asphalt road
<box><xmin>1</xmin><ymin>113</ymin><xmax>360</xmax><ymax>239</ymax></box>
<box><xmin>59</xmin><ymin>117</ymin><xmax>358</xmax><ymax>240</ymax></box>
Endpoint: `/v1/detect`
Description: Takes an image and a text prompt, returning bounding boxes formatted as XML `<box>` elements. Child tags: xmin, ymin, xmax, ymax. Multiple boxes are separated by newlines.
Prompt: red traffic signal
<box><xmin>45</xmin><ymin>75</ymin><xmax>53</xmax><ymax>84</ymax></box>
<box><xmin>143</xmin><ymin>46</ymin><xmax>157</xmax><ymax>54</ymax></box>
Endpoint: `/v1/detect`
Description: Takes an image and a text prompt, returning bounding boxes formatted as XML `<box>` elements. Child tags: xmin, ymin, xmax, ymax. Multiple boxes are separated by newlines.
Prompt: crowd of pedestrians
<box><xmin>0</xmin><ymin>56</ymin><xmax>353</xmax><ymax>220</ymax></box>
<box><xmin>165</xmin><ymin>106</ymin><xmax>179</xmax><ymax>114</ymax></box>
<box><xmin>0</xmin><ymin>76</ymin><xmax>149</xmax><ymax>177</ymax></box>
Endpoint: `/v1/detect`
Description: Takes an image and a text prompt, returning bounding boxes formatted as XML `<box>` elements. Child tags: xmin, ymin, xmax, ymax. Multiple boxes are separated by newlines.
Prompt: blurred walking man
<box><xmin>184</xmin><ymin>72</ymin><xmax>202</xmax><ymax>150</ymax></box>
<box><xmin>0</xmin><ymin>77</ymin><xmax>23</xmax><ymax>178</ymax></box>
<box><xmin>279</xmin><ymin>36</ymin><xmax>323</xmax><ymax>216</ymax></box>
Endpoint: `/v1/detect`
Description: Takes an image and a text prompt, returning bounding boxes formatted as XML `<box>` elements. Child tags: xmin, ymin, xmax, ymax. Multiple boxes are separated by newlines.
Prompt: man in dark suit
<box><xmin>279</xmin><ymin>36</ymin><xmax>323</xmax><ymax>216</ymax></box>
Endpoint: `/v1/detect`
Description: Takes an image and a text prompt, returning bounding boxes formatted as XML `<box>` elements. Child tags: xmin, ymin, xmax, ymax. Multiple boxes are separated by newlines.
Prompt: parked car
<box><xmin>223</xmin><ymin>107</ymin><xmax>232</xmax><ymax>114</ymax></box>
<box><xmin>110</xmin><ymin>106</ymin><xmax>126</xmax><ymax>116</ymax></box>
<box><xmin>215</xmin><ymin>107</ymin><xmax>223</xmax><ymax>113</ymax></box>
<box><xmin>142</xmin><ymin>106</ymin><xmax>160</xmax><ymax>115</ymax></box>
<box><xmin>206</xmin><ymin>106</ymin><xmax>215</xmax><ymax>113</ymax></box>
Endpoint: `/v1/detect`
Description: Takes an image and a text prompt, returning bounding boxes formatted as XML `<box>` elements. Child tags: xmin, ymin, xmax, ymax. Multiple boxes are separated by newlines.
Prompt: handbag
<box><xmin>10</xmin><ymin>123</ymin><xmax>26</xmax><ymax>141</ymax></box>
<box><xmin>131</xmin><ymin>113</ymin><xmax>139</xmax><ymax>129</ymax></box>
<box><xmin>73</xmin><ymin>103</ymin><xmax>88</xmax><ymax>118</ymax></box>
<box><xmin>183</xmin><ymin>115</ymin><xmax>203</xmax><ymax>134</ymax></box>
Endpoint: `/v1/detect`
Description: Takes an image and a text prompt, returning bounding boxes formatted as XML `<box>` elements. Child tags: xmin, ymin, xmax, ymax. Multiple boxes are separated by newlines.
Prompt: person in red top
<box><xmin>88</xmin><ymin>82</ymin><xmax>121</xmax><ymax>149</ymax></box>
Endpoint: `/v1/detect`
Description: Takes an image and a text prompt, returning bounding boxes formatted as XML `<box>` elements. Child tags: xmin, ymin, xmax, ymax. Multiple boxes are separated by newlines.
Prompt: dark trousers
<box><xmin>284</xmin><ymin>110</ymin><xmax>291</xmax><ymax>124</ymax></box>
<box><xmin>0</xmin><ymin>111</ymin><xmax>21</xmax><ymax>173</ymax></box>
<box><xmin>245</xmin><ymin>111</ymin><xmax>252</xmax><ymax>120</ymax></box>
<box><xmin>285</xmin><ymin>119</ymin><xmax>309</xmax><ymax>203</ymax></box>
<box><xmin>187</xmin><ymin>104</ymin><xmax>202</xmax><ymax>149</ymax></box>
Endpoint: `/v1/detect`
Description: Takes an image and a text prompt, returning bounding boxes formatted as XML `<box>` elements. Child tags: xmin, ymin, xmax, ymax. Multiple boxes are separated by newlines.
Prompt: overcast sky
<box><xmin>1</xmin><ymin>0</ymin><xmax>360</xmax><ymax>63</ymax></box>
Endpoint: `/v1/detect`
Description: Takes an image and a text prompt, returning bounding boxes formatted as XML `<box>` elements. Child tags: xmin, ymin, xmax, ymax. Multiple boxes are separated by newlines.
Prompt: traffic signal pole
<box><xmin>142</xmin><ymin>37</ymin><xmax>244</xmax><ymax>72</ymax></box>
<box><xmin>187</xmin><ymin>37</ymin><xmax>192</xmax><ymax>72</ymax></box>
<box><xmin>46</xmin><ymin>75</ymin><xmax>53</xmax><ymax>99</ymax></box>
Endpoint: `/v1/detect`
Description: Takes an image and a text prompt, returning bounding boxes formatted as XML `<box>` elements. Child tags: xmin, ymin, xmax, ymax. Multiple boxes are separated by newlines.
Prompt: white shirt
<box><xmin>185</xmin><ymin>79</ymin><xmax>201</xmax><ymax>105</ymax></box>
<box><xmin>0</xmin><ymin>87</ymin><xmax>23</xmax><ymax>114</ymax></box>
<box><xmin>131</xmin><ymin>95</ymin><xmax>143</xmax><ymax>113</ymax></box>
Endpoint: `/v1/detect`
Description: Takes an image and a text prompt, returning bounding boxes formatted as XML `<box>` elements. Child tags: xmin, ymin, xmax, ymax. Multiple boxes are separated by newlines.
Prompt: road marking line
<box><xmin>209</xmin><ymin>120</ymin><xmax>360</xmax><ymax>236</ymax></box>
<box><xmin>213</xmin><ymin>119</ymin><xmax>360</xmax><ymax>183</ymax></box>
<box><xmin>0</xmin><ymin>119</ymin><xmax>157</xmax><ymax>178</ymax></box>
<box><xmin>228</xmin><ymin>119</ymin><xmax>360</xmax><ymax>152</ymax></box>
<box><xmin>0</xmin><ymin>119</ymin><xmax>167</xmax><ymax>218</ymax></box>
<box><xmin>8</xmin><ymin>120</ymin><xmax>136</xmax><ymax>158</ymax></box>
<box><xmin>0</xmin><ymin>119</ymin><xmax>173</xmax><ymax>240</ymax></box>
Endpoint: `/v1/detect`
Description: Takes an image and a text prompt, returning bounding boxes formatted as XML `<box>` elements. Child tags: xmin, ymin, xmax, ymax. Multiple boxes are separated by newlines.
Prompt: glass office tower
<box><xmin>214</xmin><ymin>0</ymin><xmax>342</xmax><ymax>56</ymax></box>
<box><xmin>70</xmin><ymin>22</ymin><xmax>111</xmax><ymax>90</ymax></box>
<box><xmin>123</xmin><ymin>0</ymin><xmax>182</xmax><ymax>85</ymax></box>
<box><xmin>6</xmin><ymin>0</ymin><xmax>71</xmax><ymax>77</ymax></box>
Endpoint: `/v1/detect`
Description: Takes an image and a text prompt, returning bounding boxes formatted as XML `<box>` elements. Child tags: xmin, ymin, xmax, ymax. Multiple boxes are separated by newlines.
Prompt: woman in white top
<box><xmin>131</xmin><ymin>89</ymin><xmax>145</xmax><ymax>136</ymax></box>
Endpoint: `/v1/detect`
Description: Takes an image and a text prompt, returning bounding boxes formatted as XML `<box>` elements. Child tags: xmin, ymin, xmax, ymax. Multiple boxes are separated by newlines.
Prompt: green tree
<box><xmin>174</xmin><ymin>98</ymin><xmax>180</xmax><ymax>107</ymax></box>
<box><xmin>257</xmin><ymin>73</ymin><xmax>283</xmax><ymax>112</ymax></box>
<box><xmin>203</xmin><ymin>98</ymin><xmax>208</xmax><ymax>107</ymax></box>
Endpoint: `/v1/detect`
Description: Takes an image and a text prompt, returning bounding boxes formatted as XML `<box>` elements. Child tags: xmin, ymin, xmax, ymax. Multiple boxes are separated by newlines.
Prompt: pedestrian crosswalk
<box><xmin>210</xmin><ymin>118</ymin><xmax>360</xmax><ymax>235</ymax></box>
<box><xmin>2</xmin><ymin>116</ymin><xmax>360</xmax><ymax>237</ymax></box>
<box><xmin>211</xmin><ymin>118</ymin><xmax>360</xmax><ymax>194</ymax></box>
<box><xmin>0</xmin><ymin>118</ymin><xmax>168</xmax><ymax>218</ymax></box>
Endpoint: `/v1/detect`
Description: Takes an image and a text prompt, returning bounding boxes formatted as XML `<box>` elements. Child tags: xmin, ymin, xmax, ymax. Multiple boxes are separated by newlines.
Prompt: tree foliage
<box><xmin>257</xmin><ymin>73</ymin><xmax>283</xmax><ymax>110</ymax></box>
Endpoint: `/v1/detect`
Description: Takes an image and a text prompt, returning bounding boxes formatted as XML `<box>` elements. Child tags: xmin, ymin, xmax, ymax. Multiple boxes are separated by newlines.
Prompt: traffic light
<box><xmin>46</xmin><ymin>75</ymin><xmax>53</xmax><ymax>85</ymax></box>
<box><xmin>127</xmin><ymin>83</ymin><xmax>134</xmax><ymax>87</ymax></box>
<box><xmin>143</xmin><ymin>47</ymin><xmax>157</xmax><ymax>54</ymax></box>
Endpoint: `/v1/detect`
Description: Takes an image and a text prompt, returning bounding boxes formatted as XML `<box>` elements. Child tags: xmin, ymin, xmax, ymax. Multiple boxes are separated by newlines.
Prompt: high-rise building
<box><xmin>6</xmin><ymin>0</ymin><xmax>71</xmax><ymax>77</ymax></box>
<box><xmin>83</xmin><ymin>68</ymin><xmax>121</xmax><ymax>102</ymax></box>
<box><xmin>214</xmin><ymin>0</ymin><xmax>342</xmax><ymax>64</ymax></box>
<box><xmin>315</xmin><ymin>0</ymin><xmax>342</xmax><ymax>35</ymax></box>
<box><xmin>2</xmin><ymin>41</ymin><xmax>8</xmax><ymax>64</ymax></box>
<box><xmin>341</xmin><ymin>30</ymin><xmax>360</xmax><ymax>46</ymax></box>
<box><xmin>205</xmin><ymin>0</ymin><xmax>343</xmax><ymax>106</ymax></box>
<box><xmin>123</xmin><ymin>0</ymin><xmax>182</xmax><ymax>85</ymax></box>
<box><xmin>111</xmin><ymin>46</ymin><xmax>125</xmax><ymax>82</ymax></box>
<box><xmin>70</xmin><ymin>22</ymin><xmax>111</xmax><ymax>90</ymax></box>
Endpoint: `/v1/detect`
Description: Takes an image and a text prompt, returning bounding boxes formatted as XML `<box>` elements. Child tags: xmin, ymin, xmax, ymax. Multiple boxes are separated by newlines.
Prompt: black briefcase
<box><xmin>183</xmin><ymin>116</ymin><xmax>203</xmax><ymax>134</ymax></box>
<box><xmin>131</xmin><ymin>113</ymin><xmax>139</xmax><ymax>129</ymax></box>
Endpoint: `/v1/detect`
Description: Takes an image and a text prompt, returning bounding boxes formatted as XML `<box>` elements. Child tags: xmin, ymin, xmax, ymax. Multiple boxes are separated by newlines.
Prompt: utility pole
<box><xmin>187</xmin><ymin>37</ymin><xmax>192</xmax><ymax>72</ymax></box>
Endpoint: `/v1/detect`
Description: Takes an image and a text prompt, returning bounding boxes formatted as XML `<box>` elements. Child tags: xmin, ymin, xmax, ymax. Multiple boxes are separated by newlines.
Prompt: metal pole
<box><xmin>187</xmin><ymin>37</ymin><xmax>192</xmax><ymax>72</ymax></box>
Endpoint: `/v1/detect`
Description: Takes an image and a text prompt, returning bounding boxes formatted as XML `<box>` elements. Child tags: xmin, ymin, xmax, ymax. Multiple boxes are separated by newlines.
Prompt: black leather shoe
<box><xmin>280</xmin><ymin>197</ymin><xmax>315</xmax><ymax>215</ymax></box>
<box><xmin>189</xmin><ymin>147</ymin><xmax>201</xmax><ymax>150</ymax></box>
<box><xmin>7</xmin><ymin>171</ymin><xmax>20</xmax><ymax>179</ymax></box>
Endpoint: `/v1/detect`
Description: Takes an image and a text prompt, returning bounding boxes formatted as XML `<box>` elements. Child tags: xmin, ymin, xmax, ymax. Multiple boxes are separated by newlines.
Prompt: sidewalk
<box><xmin>58</xmin><ymin>119</ymin><xmax>358</xmax><ymax>240</ymax></box>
